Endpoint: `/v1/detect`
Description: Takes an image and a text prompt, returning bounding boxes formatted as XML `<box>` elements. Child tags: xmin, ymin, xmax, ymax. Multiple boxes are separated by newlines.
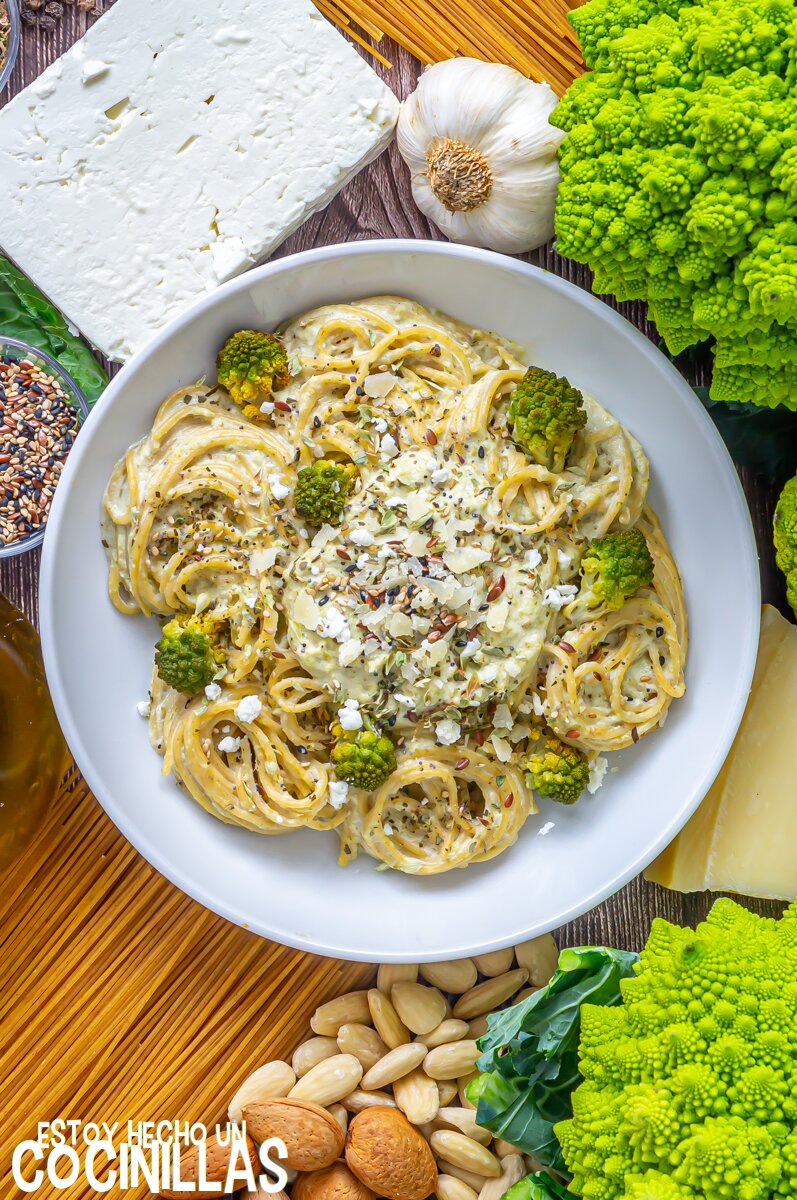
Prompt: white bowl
<box><xmin>40</xmin><ymin>241</ymin><xmax>759</xmax><ymax>962</ymax></box>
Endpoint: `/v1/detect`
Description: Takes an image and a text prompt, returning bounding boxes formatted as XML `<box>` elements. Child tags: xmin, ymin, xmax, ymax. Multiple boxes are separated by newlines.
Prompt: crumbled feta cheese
<box><xmin>234</xmin><ymin>695</ymin><xmax>263</xmax><ymax>723</ymax></box>
<box><xmin>538</xmin><ymin>821</ymin><xmax>556</xmax><ymax>837</ymax></box>
<box><xmin>350</xmin><ymin>528</ymin><xmax>374</xmax><ymax>547</ymax></box>
<box><xmin>435</xmin><ymin>718</ymin><xmax>461</xmax><ymax>746</ymax></box>
<box><xmin>380</xmin><ymin>433</ymin><xmax>399</xmax><ymax>460</ymax></box>
<box><xmin>259</xmin><ymin>401</ymin><xmax>275</xmax><ymax>415</ymax></box>
<box><xmin>267</xmin><ymin>474</ymin><xmax>292</xmax><ymax>501</ymax></box>
<box><xmin>530</xmin><ymin>691</ymin><xmax>546</xmax><ymax>716</ymax></box>
<box><xmin>320</xmin><ymin>606</ymin><xmax>351</xmax><ymax>643</ymax></box>
<box><xmin>557</xmin><ymin>548</ymin><xmax>572</xmax><ymax>569</ymax></box>
<box><xmin>383</xmin><ymin>822</ymin><xmax>394</xmax><ymax>836</ymax></box>
<box><xmin>431</xmin><ymin>465</ymin><xmax>450</xmax><ymax>486</ymax></box>
<box><xmin>204</xmin><ymin>682</ymin><xmax>222</xmax><ymax>701</ymax></box>
<box><xmin>393</xmin><ymin>692</ymin><xmax>414</xmax><ymax>707</ymax></box>
<box><xmin>525</xmin><ymin>548</ymin><xmax>543</xmax><ymax>569</ymax></box>
<box><xmin>493</xmin><ymin>703</ymin><xmax>513</xmax><ymax>730</ymax></box>
<box><xmin>371</xmin><ymin>417</ymin><xmax>389</xmax><ymax>433</ymax></box>
<box><xmin>337</xmin><ymin>698</ymin><xmax>363</xmax><ymax>731</ymax></box>
<box><xmin>587</xmin><ymin>755</ymin><xmax>609</xmax><ymax>794</ymax></box>
<box><xmin>218</xmin><ymin>735</ymin><xmax>241</xmax><ymax>753</ymax></box>
<box><xmin>328</xmin><ymin>780</ymin><xmax>350</xmax><ymax>809</ymax></box>
<box><xmin>356</xmin><ymin>553</ymin><xmax>370</xmax><ymax>569</ymax></box>
<box><xmin>544</xmin><ymin>584</ymin><xmax>578</xmax><ymax>610</ymax></box>
<box><xmin>136</xmin><ymin>700</ymin><xmax>151</xmax><ymax>718</ymax></box>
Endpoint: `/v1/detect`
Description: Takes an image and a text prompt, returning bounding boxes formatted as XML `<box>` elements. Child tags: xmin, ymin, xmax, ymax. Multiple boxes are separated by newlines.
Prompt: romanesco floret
<box><xmin>556</xmin><ymin>897</ymin><xmax>797</xmax><ymax>1200</ymax></box>
<box><xmin>553</xmin><ymin>0</ymin><xmax>797</xmax><ymax>409</ymax></box>
<box><xmin>216</xmin><ymin>329</ymin><xmax>291</xmax><ymax>417</ymax></box>
<box><xmin>773</xmin><ymin>472</ymin><xmax>797</xmax><ymax>617</ymax></box>
<box><xmin>294</xmin><ymin>459</ymin><xmax>358</xmax><ymax>525</ymax></box>
<box><xmin>155</xmin><ymin>614</ymin><xmax>223</xmax><ymax>693</ymax></box>
<box><xmin>578</xmin><ymin>528</ymin><xmax>654</xmax><ymax>610</ymax></box>
<box><xmin>507</xmin><ymin>366</ymin><xmax>587</xmax><ymax>472</ymax></box>
<box><xmin>330</xmin><ymin>725</ymin><xmax>396</xmax><ymax>790</ymax></box>
<box><xmin>523</xmin><ymin>730</ymin><xmax>590</xmax><ymax>806</ymax></box>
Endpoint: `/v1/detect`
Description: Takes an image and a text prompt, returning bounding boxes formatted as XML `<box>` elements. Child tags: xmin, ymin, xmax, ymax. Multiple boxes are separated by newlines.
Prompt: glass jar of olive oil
<box><xmin>0</xmin><ymin>593</ymin><xmax>66</xmax><ymax>869</ymax></box>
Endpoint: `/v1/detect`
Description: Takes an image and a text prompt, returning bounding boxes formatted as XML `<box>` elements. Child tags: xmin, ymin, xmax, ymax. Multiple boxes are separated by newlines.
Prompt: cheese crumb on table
<box><xmin>0</xmin><ymin>0</ymin><xmax>399</xmax><ymax>362</ymax></box>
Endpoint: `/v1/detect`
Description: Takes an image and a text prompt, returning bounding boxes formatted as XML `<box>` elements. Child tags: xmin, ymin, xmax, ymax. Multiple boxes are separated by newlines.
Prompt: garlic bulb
<box><xmin>397</xmin><ymin>58</ymin><xmax>565</xmax><ymax>255</ymax></box>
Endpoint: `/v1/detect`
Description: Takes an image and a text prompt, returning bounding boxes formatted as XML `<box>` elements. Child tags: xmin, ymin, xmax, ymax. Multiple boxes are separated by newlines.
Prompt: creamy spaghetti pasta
<box><xmin>102</xmin><ymin>297</ymin><xmax>687</xmax><ymax>875</ymax></box>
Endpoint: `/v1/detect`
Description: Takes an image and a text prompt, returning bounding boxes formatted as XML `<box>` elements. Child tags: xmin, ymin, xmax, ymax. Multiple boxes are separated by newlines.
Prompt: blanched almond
<box><xmin>228</xmin><ymin>1060</ymin><xmax>297</xmax><ymax>1123</ymax></box>
<box><xmin>293</xmin><ymin>1160</ymin><xmax>375</xmax><ymax>1200</ymax></box>
<box><xmin>312</xmin><ymin>991</ymin><xmax>372</xmax><ymax>1036</ymax></box>
<box><xmin>452</xmin><ymin>971</ymin><xmax>528</xmax><ymax>1020</ymax></box>
<box><xmin>429</xmin><ymin>1132</ymin><xmax>501</xmax><ymax>1179</ymax></box>
<box><xmin>436</xmin><ymin>1176</ymin><xmax>479</xmax><ymax>1200</ymax></box>
<box><xmin>289</xmin><ymin>1054</ymin><xmax>363</xmax><ymax>1107</ymax></box>
<box><xmin>437</xmin><ymin>1080</ymin><xmax>458</xmax><ymax>1107</ymax></box>
<box><xmin>494</xmin><ymin>1140</ymin><xmax>523</xmax><ymax>1158</ymax></box>
<box><xmin>423</xmin><ymin>1019</ymin><xmax>470</xmax><ymax>1049</ymax></box>
<box><xmin>345</xmin><ymin>1106</ymin><xmax>438</xmax><ymax>1200</ymax></box>
<box><xmin>161</xmin><ymin>1133</ymin><xmax>258</xmax><ymax>1200</ymax></box>
<box><xmin>424</xmin><ymin>1040</ymin><xmax>479</xmax><ymax>1081</ymax></box>
<box><xmin>434</xmin><ymin>1107</ymin><xmax>491</xmax><ymax>1146</ymax></box>
<box><xmin>457</xmin><ymin>1072</ymin><xmax>478</xmax><ymax>1109</ymax></box>
<box><xmin>468</xmin><ymin>1016</ymin><xmax>489</xmax><ymax>1039</ymax></box>
<box><xmin>435</xmin><ymin>1162</ymin><xmax>489</xmax><ymax>1192</ymax></box>
<box><xmin>472</xmin><ymin>949</ymin><xmax>514</xmax><ymax>978</ymax></box>
<box><xmin>329</xmin><ymin>1102</ymin><xmax>349</xmax><ymax>1133</ymax></box>
<box><xmin>377</xmin><ymin>963</ymin><xmax>418</xmax><ymax>992</ymax></box>
<box><xmin>338</xmin><ymin>1023</ymin><xmax>389</xmax><ymax>1072</ymax></box>
<box><xmin>368</xmin><ymin>988</ymin><xmax>410</xmax><ymax>1048</ymax></box>
<box><xmin>391</xmin><ymin>982</ymin><xmax>447</xmax><ymax>1035</ymax></box>
<box><xmin>293</xmin><ymin>1037</ymin><xmax>340</xmax><ymax>1078</ymax></box>
<box><xmin>419</xmin><ymin>960</ymin><xmax>478</xmax><ymax>994</ymax></box>
<box><xmin>361</xmin><ymin>1043</ymin><xmax>428</xmax><ymax>1091</ymax></box>
<box><xmin>477</xmin><ymin>1155</ymin><xmax>525</xmax><ymax>1200</ymax></box>
<box><xmin>343</xmin><ymin>1088</ymin><xmax>398</xmax><ymax>1113</ymax></box>
<box><xmin>242</xmin><ymin>1098</ymin><xmax>344</xmax><ymax>1172</ymax></box>
<box><xmin>393</xmin><ymin>1066</ymin><xmax>440</xmax><ymax>1125</ymax></box>
<box><xmin>514</xmin><ymin>936</ymin><xmax>558</xmax><ymax>986</ymax></box>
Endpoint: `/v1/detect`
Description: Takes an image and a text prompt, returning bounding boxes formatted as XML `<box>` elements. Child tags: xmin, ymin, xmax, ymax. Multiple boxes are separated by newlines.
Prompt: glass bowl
<box><xmin>0</xmin><ymin>337</ymin><xmax>90</xmax><ymax>560</ymax></box>
<box><xmin>0</xmin><ymin>0</ymin><xmax>20</xmax><ymax>95</ymax></box>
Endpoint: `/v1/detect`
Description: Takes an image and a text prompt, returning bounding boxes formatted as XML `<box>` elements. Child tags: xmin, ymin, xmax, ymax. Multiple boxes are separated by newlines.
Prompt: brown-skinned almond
<box><xmin>243</xmin><ymin>1097</ymin><xmax>345</xmax><ymax>1171</ymax></box>
<box><xmin>293</xmin><ymin>1160</ymin><xmax>376</xmax><ymax>1200</ymax></box>
<box><xmin>160</xmin><ymin>1133</ymin><xmax>258</xmax><ymax>1199</ymax></box>
<box><xmin>345</xmin><ymin>1106</ymin><xmax>437</xmax><ymax>1200</ymax></box>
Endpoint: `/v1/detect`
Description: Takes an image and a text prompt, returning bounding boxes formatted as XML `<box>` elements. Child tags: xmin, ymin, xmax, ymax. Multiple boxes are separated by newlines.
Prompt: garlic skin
<box><xmin>397</xmin><ymin>58</ymin><xmax>565</xmax><ymax>255</ymax></box>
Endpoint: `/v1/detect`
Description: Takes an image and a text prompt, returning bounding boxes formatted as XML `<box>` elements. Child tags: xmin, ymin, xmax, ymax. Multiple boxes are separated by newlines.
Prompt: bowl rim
<box><xmin>0</xmin><ymin>333</ymin><xmax>89</xmax><ymax>560</ymax></box>
<box><xmin>39</xmin><ymin>239</ymin><xmax>761</xmax><ymax>959</ymax></box>
<box><xmin>0</xmin><ymin>0</ymin><xmax>21</xmax><ymax>96</ymax></box>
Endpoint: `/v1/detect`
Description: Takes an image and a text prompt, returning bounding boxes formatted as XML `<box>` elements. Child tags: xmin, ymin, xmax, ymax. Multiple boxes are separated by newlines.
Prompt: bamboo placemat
<box><xmin>0</xmin><ymin>769</ymin><xmax>374</xmax><ymax>1198</ymax></box>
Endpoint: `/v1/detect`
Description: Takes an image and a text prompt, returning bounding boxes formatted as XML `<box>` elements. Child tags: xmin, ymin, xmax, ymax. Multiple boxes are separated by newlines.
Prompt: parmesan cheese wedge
<box><xmin>646</xmin><ymin>605</ymin><xmax>797</xmax><ymax>900</ymax></box>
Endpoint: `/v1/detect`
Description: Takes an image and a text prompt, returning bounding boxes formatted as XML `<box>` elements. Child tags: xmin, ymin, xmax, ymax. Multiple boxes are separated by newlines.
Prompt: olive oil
<box><xmin>0</xmin><ymin>594</ymin><xmax>65</xmax><ymax>869</ymax></box>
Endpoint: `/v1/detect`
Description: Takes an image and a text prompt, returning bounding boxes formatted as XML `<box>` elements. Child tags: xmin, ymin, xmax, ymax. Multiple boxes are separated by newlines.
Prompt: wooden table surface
<box><xmin>0</xmin><ymin>4</ymin><xmax>787</xmax><ymax>952</ymax></box>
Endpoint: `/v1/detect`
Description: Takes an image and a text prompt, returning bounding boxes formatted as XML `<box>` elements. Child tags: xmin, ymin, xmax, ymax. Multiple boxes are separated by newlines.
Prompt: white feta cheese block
<box><xmin>0</xmin><ymin>0</ymin><xmax>399</xmax><ymax>362</ymax></box>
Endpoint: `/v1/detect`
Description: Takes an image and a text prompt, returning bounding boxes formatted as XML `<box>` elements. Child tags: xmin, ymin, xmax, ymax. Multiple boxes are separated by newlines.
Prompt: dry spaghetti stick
<box><xmin>315</xmin><ymin>0</ymin><xmax>393</xmax><ymax>68</ymax></box>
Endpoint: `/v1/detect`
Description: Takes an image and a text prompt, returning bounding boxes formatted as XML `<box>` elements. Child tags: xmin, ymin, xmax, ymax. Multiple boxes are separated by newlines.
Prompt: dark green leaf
<box><xmin>0</xmin><ymin>256</ymin><xmax>108</xmax><ymax>404</ymax></box>
<box><xmin>694</xmin><ymin>386</ymin><xmax>797</xmax><ymax>485</ymax></box>
<box><xmin>469</xmin><ymin>946</ymin><xmax>638</xmax><ymax>1174</ymax></box>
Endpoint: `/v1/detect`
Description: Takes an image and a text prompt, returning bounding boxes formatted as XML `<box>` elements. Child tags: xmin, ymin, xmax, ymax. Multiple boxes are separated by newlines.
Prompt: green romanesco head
<box><xmin>579</xmin><ymin>528</ymin><xmax>654</xmax><ymax>610</ymax></box>
<box><xmin>216</xmin><ymin>329</ymin><xmax>291</xmax><ymax>414</ymax></box>
<box><xmin>552</xmin><ymin>0</ymin><xmax>797</xmax><ymax>409</ymax></box>
<box><xmin>773</xmin><ymin>472</ymin><xmax>797</xmax><ymax>617</ymax></box>
<box><xmin>294</xmin><ymin>459</ymin><xmax>359</xmax><ymax>525</ymax></box>
<box><xmin>523</xmin><ymin>730</ymin><xmax>590</xmax><ymax>806</ymax></box>
<box><xmin>556</xmin><ymin>896</ymin><xmax>797</xmax><ymax>1200</ymax></box>
<box><xmin>330</xmin><ymin>725</ymin><xmax>396</xmax><ymax>791</ymax></box>
<box><xmin>155</xmin><ymin>614</ymin><xmax>223</xmax><ymax>694</ymax></box>
<box><xmin>507</xmin><ymin>366</ymin><xmax>587</xmax><ymax>472</ymax></box>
